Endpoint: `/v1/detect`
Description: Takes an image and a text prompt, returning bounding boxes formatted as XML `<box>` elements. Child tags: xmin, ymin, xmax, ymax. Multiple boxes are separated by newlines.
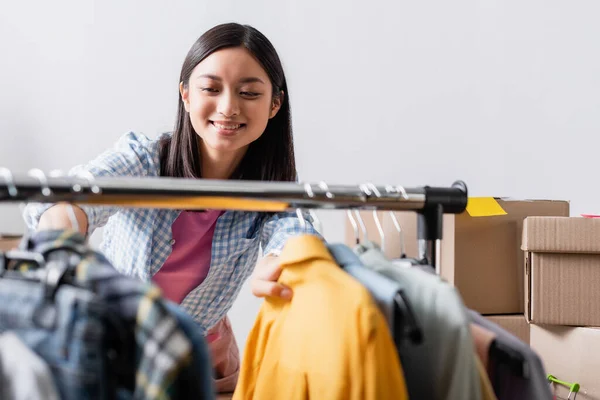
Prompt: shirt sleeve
<box><xmin>22</xmin><ymin>131</ymin><xmax>163</xmax><ymax>236</ymax></box>
<box><xmin>259</xmin><ymin>210</ymin><xmax>323</xmax><ymax>257</ymax></box>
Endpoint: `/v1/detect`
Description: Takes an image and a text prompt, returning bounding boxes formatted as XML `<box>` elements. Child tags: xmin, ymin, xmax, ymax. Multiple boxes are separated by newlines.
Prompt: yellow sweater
<box><xmin>233</xmin><ymin>235</ymin><xmax>408</xmax><ymax>400</ymax></box>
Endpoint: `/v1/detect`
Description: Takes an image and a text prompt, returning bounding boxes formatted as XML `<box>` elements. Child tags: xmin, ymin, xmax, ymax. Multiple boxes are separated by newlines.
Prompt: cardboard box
<box><xmin>0</xmin><ymin>234</ymin><xmax>21</xmax><ymax>252</ymax></box>
<box><xmin>345</xmin><ymin>199</ymin><xmax>569</xmax><ymax>314</ymax></box>
<box><xmin>523</xmin><ymin>217</ymin><xmax>600</xmax><ymax>326</ymax></box>
<box><xmin>531</xmin><ymin>324</ymin><xmax>600</xmax><ymax>399</ymax></box>
<box><xmin>485</xmin><ymin>314</ymin><xmax>530</xmax><ymax>344</ymax></box>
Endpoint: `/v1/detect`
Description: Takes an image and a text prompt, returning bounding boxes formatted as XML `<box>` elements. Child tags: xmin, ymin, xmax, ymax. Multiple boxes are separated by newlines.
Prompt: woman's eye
<box><xmin>240</xmin><ymin>91</ymin><xmax>260</xmax><ymax>98</ymax></box>
<box><xmin>201</xmin><ymin>88</ymin><xmax>219</xmax><ymax>93</ymax></box>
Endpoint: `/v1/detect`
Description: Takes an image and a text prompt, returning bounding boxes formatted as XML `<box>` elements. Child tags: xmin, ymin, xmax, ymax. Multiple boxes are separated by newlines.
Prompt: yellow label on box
<box><xmin>466</xmin><ymin>197</ymin><xmax>507</xmax><ymax>217</ymax></box>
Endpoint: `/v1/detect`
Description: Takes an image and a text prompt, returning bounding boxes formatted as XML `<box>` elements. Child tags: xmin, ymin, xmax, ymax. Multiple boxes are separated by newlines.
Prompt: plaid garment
<box><xmin>16</xmin><ymin>229</ymin><xmax>211</xmax><ymax>400</ymax></box>
<box><xmin>23</xmin><ymin>131</ymin><xmax>318</xmax><ymax>333</ymax></box>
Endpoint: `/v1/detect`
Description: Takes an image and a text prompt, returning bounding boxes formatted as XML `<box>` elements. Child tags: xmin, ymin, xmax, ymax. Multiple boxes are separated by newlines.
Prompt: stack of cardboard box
<box><xmin>522</xmin><ymin>216</ymin><xmax>600</xmax><ymax>398</ymax></box>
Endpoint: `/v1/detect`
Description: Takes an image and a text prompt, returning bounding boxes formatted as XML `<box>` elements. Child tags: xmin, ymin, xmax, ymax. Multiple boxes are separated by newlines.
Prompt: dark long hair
<box><xmin>159</xmin><ymin>23</ymin><xmax>297</xmax><ymax>182</ymax></box>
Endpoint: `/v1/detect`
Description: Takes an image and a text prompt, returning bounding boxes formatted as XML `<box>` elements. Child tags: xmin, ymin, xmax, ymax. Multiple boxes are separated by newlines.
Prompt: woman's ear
<box><xmin>179</xmin><ymin>81</ymin><xmax>190</xmax><ymax>112</ymax></box>
<box><xmin>269</xmin><ymin>90</ymin><xmax>284</xmax><ymax>119</ymax></box>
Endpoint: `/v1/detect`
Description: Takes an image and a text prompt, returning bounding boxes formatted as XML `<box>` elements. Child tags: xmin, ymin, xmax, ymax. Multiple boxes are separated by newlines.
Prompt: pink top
<box><xmin>153</xmin><ymin>210</ymin><xmax>222</xmax><ymax>303</ymax></box>
<box><xmin>152</xmin><ymin>210</ymin><xmax>240</xmax><ymax>393</ymax></box>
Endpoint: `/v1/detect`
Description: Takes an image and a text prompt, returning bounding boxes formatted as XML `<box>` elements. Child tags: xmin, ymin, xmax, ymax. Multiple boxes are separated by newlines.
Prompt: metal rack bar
<box><xmin>0</xmin><ymin>168</ymin><xmax>468</xmax><ymax>268</ymax></box>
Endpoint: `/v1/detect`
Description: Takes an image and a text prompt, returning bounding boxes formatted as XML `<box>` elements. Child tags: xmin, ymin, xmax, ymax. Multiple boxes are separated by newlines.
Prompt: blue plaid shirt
<box><xmin>23</xmin><ymin>131</ymin><xmax>318</xmax><ymax>333</ymax></box>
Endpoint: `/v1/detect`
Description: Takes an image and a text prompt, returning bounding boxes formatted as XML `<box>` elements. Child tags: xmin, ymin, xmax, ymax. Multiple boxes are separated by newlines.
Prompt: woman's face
<box><xmin>180</xmin><ymin>47</ymin><xmax>281</xmax><ymax>160</ymax></box>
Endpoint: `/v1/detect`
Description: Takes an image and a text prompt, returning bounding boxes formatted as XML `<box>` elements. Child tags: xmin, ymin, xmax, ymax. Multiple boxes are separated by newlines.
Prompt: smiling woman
<box><xmin>160</xmin><ymin>23</ymin><xmax>296</xmax><ymax>182</ymax></box>
<box><xmin>178</xmin><ymin>46</ymin><xmax>283</xmax><ymax>180</ymax></box>
<box><xmin>23</xmin><ymin>22</ymin><xmax>319</xmax><ymax>395</ymax></box>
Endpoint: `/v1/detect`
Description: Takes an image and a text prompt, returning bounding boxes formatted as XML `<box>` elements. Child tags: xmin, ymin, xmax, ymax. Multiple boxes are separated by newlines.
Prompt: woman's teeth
<box><xmin>213</xmin><ymin>122</ymin><xmax>242</xmax><ymax>130</ymax></box>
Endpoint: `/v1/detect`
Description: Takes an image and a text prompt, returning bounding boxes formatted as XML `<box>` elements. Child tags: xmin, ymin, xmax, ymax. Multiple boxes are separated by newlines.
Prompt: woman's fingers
<box><xmin>251</xmin><ymin>255</ymin><xmax>293</xmax><ymax>300</ymax></box>
<box><xmin>257</xmin><ymin>255</ymin><xmax>281</xmax><ymax>278</ymax></box>
<box><xmin>251</xmin><ymin>279</ymin><xmax>292</xmax><ymax>300</ymax></box>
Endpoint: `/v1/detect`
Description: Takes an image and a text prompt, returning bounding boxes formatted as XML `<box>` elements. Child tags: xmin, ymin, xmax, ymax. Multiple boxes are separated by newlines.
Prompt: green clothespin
<box><xmin>548</xmin><ymin>374</ymin><xmax>580</xmax><ymax>400</ymax></box>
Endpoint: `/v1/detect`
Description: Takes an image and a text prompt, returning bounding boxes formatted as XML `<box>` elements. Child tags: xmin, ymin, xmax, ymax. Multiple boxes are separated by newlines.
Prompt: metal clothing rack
<box><xmin>0</xmin><ymin>168</ymin><xmax>468</xmax><ymax>270</ymax></box>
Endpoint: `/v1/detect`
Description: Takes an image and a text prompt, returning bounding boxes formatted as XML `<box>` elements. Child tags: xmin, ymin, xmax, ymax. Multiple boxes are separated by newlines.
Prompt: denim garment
<box><xmin>0</xmin><ymin>332</ymin><xmax>61</xmax><ymax>400</ymax></box>
<box><xmin>0</xmin><ymin>274</ymin><xmax>112</xmax><ymax>400</ymax></box>
<box><xmin>0</xmin><ymin>229</ymin><xmax>215</xmax><ymax>400</ymax></box>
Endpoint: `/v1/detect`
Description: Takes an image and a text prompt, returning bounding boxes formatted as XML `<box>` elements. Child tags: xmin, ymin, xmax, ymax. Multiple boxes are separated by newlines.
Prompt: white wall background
<box><xmin>1</xmin><ymin>0</ymin><xmax>600</xmax><ymax>349</ymax></box>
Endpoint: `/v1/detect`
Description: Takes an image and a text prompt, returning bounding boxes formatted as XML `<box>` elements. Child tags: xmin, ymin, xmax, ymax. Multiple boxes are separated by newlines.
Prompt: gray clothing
<box><xmin>327</xmin><ymin>243</ymin><xmax>422</xmax><ymax>346</ymax></box>
<box><xmin>0</xmin><ymin>332</ymin><xmax>60</xmax><ymax>400</ymax></box>
<box><xmin>356</xmin><ymin>241</ymin><xmax>482</xmax><ymax>400</ymax></box>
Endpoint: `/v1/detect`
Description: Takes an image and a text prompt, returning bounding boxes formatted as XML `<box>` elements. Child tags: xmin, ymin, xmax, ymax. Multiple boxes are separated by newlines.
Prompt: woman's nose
<box><xmin>217</xmin><ymin>91</ymin><xmax>240</xmax><ymax>117</ymax></box>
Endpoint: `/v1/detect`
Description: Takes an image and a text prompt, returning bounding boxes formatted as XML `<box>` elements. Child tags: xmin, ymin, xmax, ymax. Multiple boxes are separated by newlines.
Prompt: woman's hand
<box><xmin>251</xmin><ymin>255</ymin><xmax>293</xmax><ymax>300</ymax></box>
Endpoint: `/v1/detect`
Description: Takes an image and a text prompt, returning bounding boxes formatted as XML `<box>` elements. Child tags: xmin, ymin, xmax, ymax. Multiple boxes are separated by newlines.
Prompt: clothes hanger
<box><xmin>389</xmin><ymin>212</ymin><xmax>406</xmax><ymax>259</ymax></box>
<box><xmin>362</xmin><ymin>183</ymin><xmax>423</xmax><ymax>345</ymax></box>
<box><xmin>304</xmin><ymin>182</ymin><xmax>326</xmax><ymax>236</ymax></box>
<box><xmin>376</xmin><ymin>190</ymin><xmax>430</xmax><ymax>267</ymax></box>
<box><xmin>346</xmin><ymin>208</ymin><xmax>371</xmax><ymax>247</ymax></box>
<box><xmin>364</xmin><ymin>183</ymin><xmax>386</xmax><ymax>254</ymax></box>
<box><xmin>347</xmin><ymin>210</ymin><xmax>361</xmax><ymax>245</ymax></box>
<box><xmin>388</xmin><ymin>211</ymin><xmax>430</xmax><ymax>268</ymax></box>
<box><xmin>295</xmin><ymin>208</ymin><xmax>307</xmax><ymax>230</ymax></box>
<box><xmin>379</xmin><ymin>184</ymin><xmax>424</xmax><ymax>266</ymax></box>
<box><xmin>354</xmin><ymin>209</ymin><xmax>368</xmax><ymax>244</ymax></box>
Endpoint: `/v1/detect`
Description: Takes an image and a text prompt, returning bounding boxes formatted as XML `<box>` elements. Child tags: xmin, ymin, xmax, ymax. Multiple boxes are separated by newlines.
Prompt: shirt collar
<box><xmin>326</xmin><ymin>243</ymin><xmax>363</xmax><ymax>269</ymax></box>
<box><xmin>278</xmin><ymin>234</ymin><xmax>333</xmax><ymax>267</ymax></box>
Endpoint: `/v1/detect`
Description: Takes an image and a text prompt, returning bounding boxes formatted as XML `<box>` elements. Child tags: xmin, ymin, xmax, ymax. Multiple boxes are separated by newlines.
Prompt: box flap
<box><xmin>522</xmin><ymin>216</ymin><xmax>600</xmax><ymax>253</ymax></box>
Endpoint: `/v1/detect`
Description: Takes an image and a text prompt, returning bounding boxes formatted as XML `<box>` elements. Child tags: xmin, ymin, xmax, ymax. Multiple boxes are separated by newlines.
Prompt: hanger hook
<box><xmin>354</xmin><ymin>210</ymin><xmax>368</xmax><ymax>242</ymax></box>
<box><xmin>355</xmin><ymin>184</ymin><xmax>370</xmax><ymax>243</ymax></box>
<box><xmin>308</xmin><ymin>210</ymin><xmax>321</xmax><ymax>235</ymax></box>
<box><xmin>48</xmin><ymin>169</ymin><xmax>65</xmax><ymax>178</ymax></box>
<box><xmin>385</xmin><ymin>184</ymin><xmax>409</xmax><ymax>201</ymax></box>
<box><xmin>304</xmin><ymin>182</ymin><xmax>323</xmax><ymax>235</ymax></box>
<box><xmin>0</xmin><ymin>167</ymin><xmax>18</xmax><ymax>197</ymax></box>
<box><xmin>318</xmin><ymin>181</ymin><xmax>335</xmax><ymax>199</ymax></box>
<box><xmin>367</xmin><ymin>183</ymin><xmax>385</xmax><ymax>253</ymax></box>
<box><xmin>304</xmin><ymin>182</ymin><xmax>315</xmax><ymax>199</ymax></box>
<box><xmin>296</xmin><ymin>208</ymin><xmax>307</xmax><ymax>231</ymax></box>
<box><xmin>27</xmin><ymin>169</ymin><xmax>52</xmax><ymax>197</ymax></box>
<box><xmin>385</xmin><ymin>185</ymin><xmax>408</xmax><ymax>258</ymax></box>
<box><xmin>74</xmin><ymin>170</ymin><xmax>101</xmax><ymax>194</ymax></box>
<box><xmin>347</xmin><ymin>210</ymin><xmax>360</xmax><ymax>245</ymax></box>
<box><xmin>389</xmin><ymin>212</ymin><xmax>406</xmax><ymax>258</ymax></box>
<box><xmin>316</xmin><ymin>181</ymin><xmax>335</xmax><ymax>235</ymax></box>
